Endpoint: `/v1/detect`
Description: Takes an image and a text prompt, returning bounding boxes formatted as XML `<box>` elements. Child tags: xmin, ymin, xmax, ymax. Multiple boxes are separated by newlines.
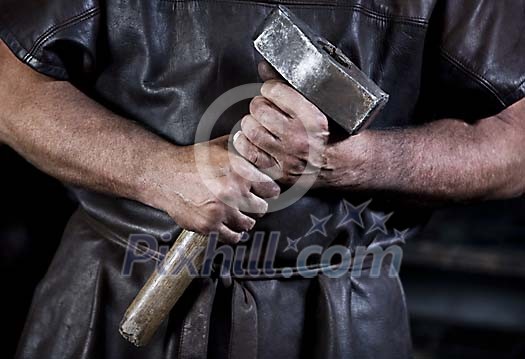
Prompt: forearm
<box><xmin>323</xmin><ymin>99</ymin><xmax>525</xmax><ymax>202</ymax></box>
<box><xmin>0</xmin><ymin>42</ymin><xmax>279</xmax><ymax>241</ymax></box>
<box><xmin>0</xmin><ymin>42</ymin><xmax>172</xmax><ymax>209</ymax></box>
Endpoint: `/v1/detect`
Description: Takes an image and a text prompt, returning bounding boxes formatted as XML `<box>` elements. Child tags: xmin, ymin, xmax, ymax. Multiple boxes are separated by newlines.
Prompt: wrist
<box><xmin>133</xmin><ymin>141</ymin><xmax>183</xmax><ymax>212</ymax></box>
<box><xmin>317</xmin><ymin>131</ymin><xmax>373</xmax><ymax>190</ymax></box>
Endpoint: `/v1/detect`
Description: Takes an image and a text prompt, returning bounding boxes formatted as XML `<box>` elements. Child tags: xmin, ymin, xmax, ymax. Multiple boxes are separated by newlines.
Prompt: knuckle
<box><xmin>209</xmin><ymin>202</ymin><xmax>225</xmax><ymax>217</ymax></box>
<box><xmin>272</xmin><ymin>159</ymin><xmax>284</xmax><ymax>177</ymax></box>
<box><xmin>240</xmin><ymin>115</ymin><xmax>252</xmax><ymax>130</ymax></box>
<box><xmin>175</xmin><ymin>216</ymin><xmax>192</xmax><ymax>232</ymax></box>
<box><xmin>241</xmin><ymin>114</ymin><xmax>252</xmax><ymax>123</ymax></box>
<box><xmin>269</xmin><ymin>184</ymin><xmax>281</xmax><ymax>198</ymax></box>
<box><xmin>197</xmin><ymin>219</ymin><xmax>215</xmax><ymax>234</ymax></box>
<box><xmin>249</xmin><ymin>149</ymin><xmax>261</xmax><ymax>167</ymax></box>
<box><xmin>313</xmin><ymin>113</ymin><xmax>329</xmax><ymax>130</ymax></box>
<box><xmin>238</xmin><ymin>146</ymin><xmax>254</xmax><ymax>165</ymax></box>
<box><xmin>234</xmin><ymin>140</ymin><xmax>248</xmax><ymax>157</ymax></box>
<box><xmin>260</xmin><ymin>82</ymin><xmax>274</xmax><ymax>97</ymax></box>
<box><xmin>239</xmin><ymin>184</ymin><xmax>251</xmax><ymax>197</ymax></box>
<box><xmin>236</xmin><ymin>140</ymin><xmax>256</xmax><ymax>163</ymax></box>
<box><xmin>246</xmin><ymin>126</ymin><xmax>264</xmax><ymax>144</ymax></box>
<box><xmin>250</xmin><ymin>96</ymin><xmax>266</xmax><ymax>114</ymax></box>
<box><xmin>255</xmin><ymin>126</ymin><xmax>268</xmax><ymax>141</ymax></box>
<box><xmin>271</xmin><ymin>81</ymin><xmax>285</xmax><ymax>94</ymax></box>
<box><xmin>257</xmin><ymin>108</ymin><xmax>271</xmax><ymax>123</ymax></box>
<box><xmin>257</xmin><ymin>157</ymin><xmax>273</xmax><ymax>171</ymax></box>
<box><xmin>262</xmin><ymin>80</ymin><xmax>285</xmax><ymax>98</ymax></box>
<box><xmin>216</xmin><ymin>186</ymin><xmax>233</xmax><ymax>201</ymax></box>
<box><xmin>290</xmin><ymin>137</ymin><xmax>309</xmax><ymax>156</ymax></box>
<box><xmin>228</xmin><ymin>233</ymin><xmax>243</xmax><ymax>244</ymax></box>
<box><xmin>244</xmin><ymin>217</ymin><xmax>256</xmax><ymax>231</ymax></box>
<box><xmin>259</xmin><ymin>200</ymin><xmax>269</xmax><ymax>214</ymax></box>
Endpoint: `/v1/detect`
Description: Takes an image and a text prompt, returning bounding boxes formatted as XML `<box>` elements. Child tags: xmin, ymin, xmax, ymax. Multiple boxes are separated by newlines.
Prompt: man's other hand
<box><xmin>146</xmin><ymin>136</ymin><xmax>280</xmax><ymax>244</ymax></box>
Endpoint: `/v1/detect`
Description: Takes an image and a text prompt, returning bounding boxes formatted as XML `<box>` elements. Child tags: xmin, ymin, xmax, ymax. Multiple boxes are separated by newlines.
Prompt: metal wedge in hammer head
<box><xmin>254</xmin><ymin>5</ymin><xmax>389</xmax><ymax>134</ymax></box>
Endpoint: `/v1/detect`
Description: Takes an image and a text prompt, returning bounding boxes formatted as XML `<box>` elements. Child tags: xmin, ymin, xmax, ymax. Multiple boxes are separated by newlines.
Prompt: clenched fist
<box><xmin>144</xmin><ymin>136</ymin><xmax>280</xmax><ymax>243</ymax></box>
<box><xmin>233</xmin><ymin>62</ymin><xmax>330</xmax><ymax>187</ymax></box>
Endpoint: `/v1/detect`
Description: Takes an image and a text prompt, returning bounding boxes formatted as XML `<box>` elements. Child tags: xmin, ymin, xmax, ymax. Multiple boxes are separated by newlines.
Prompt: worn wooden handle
<box><xmin>119</xmin><ymin>230</ymin><xmax>207</xmax><ymax>346</ymax></box>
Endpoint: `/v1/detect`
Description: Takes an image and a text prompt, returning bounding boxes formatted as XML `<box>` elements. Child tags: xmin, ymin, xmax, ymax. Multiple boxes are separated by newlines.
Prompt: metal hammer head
<box><xmin>254</xmin><ymin>6</ymin><xmax>389</xmax><ymax>134</ymax></box>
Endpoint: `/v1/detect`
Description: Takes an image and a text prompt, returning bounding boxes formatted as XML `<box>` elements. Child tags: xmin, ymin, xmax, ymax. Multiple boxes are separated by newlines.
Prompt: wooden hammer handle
<box><xmin>119</xmin><ymin>230</ymin><xmax>207</xmax><ymax>346</ymax></box>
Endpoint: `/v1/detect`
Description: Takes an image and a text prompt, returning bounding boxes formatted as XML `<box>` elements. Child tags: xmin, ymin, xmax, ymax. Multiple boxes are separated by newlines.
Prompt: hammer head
<box><xmin>254</xmin><ymin>6</ymin><xmax>389</xmax><ymax>134</ymax></box>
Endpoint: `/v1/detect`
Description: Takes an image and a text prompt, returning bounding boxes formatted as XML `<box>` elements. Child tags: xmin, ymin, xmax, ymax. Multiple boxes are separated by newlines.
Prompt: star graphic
<box><xmin>284</xmin><ymin>237</ymin><xmax>302</xmax><ymax>253</ymax></box>
<box><xmin>393</xmin><ymin>228</ymin><xmax>409</xmax><ymax>244</ymax></box>
<box><xmin>305</xmin><ymin>214</ymin><xmax>333</xmax><ymax>237</ymax></box>
<box><xmin>366</xmin><ymin>212</ymin><xmax>393</xmax><ymax>235</ymax></box>
<box><xmin>337</xmin><ymin>199</ymin><xmax>372</xmax><ymax>229</ymax></box>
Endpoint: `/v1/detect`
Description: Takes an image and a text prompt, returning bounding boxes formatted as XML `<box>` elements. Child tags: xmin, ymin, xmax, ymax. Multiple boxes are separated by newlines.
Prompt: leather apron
<box><xmin>2</xmin><ymin>0</ymin><xmax>525</xmax><ymax>358</ymax></box>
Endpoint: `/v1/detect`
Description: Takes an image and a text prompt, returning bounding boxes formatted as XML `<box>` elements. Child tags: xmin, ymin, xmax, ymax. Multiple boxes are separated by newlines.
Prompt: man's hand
<box><xmin>144</xmin><ymin>136</ymin><xmax>279</xmax><ymax>243</ymax></box>
<box><xmin>233</xmin><ymin>61</ymin><xmax>525</xmax><ymax>203</ymax></box>
<box><xmin>233</xmin><ymin>63</ymin><xmax>329</xmax><ymax>186</ymax></box>
<box><xmin>3</xmin><ymin>34</ymin><xmax>525</xmax><ymax>229</ymax></box>
<box><xmin>0</xmin><ymin>41</ymin><xmax>278</xmax><ymax>244</ymax></box>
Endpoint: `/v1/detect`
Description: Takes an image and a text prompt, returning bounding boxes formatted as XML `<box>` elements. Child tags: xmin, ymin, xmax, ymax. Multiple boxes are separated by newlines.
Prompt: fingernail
<box><xmin>233</xmin><ymin>131</ymin><xmax>242</xmax><ymax>143</ymax></box>
<box><xmin>240</xmin><ymin>232</ymin><xmax>250</xmax><ymax>242</ymax></box>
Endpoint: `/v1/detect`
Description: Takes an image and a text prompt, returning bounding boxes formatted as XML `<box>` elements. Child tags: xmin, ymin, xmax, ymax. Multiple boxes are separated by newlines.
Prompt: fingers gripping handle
<box><xmin>119</xmin><ymin>230</ymin><xmax>207</xmax><ymax>346</ymax></box>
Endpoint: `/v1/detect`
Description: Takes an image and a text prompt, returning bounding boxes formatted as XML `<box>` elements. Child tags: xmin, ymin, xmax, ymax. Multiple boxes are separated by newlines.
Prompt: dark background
<box><xmin>1</xmin><ymin>145</ymin><xmax>524</xmax><ymax>358</ymax></box>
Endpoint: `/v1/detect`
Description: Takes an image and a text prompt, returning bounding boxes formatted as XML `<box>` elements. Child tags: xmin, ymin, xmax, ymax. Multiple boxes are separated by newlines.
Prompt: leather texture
<box><xmin>1</xmin><ymin>0</ymin><xmax>524</xmax><ymax>358</ymax></box>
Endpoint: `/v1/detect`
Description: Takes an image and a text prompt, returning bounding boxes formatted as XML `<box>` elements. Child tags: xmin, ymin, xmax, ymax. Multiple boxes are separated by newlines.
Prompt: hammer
<box><xmin>119</xmin><ymin>5</ymin><xmax>388</xmax><ymax>346</ymax></box>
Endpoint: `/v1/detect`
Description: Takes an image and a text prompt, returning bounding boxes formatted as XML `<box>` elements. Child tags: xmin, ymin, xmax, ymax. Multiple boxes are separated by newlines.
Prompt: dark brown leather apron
<box><xmin>3</xmin><ymin>0</ymin><xmax>524</xmax><ymax>358</ymax></box>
